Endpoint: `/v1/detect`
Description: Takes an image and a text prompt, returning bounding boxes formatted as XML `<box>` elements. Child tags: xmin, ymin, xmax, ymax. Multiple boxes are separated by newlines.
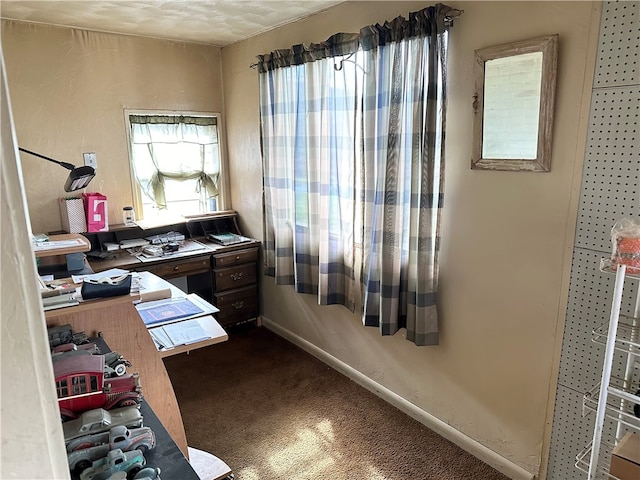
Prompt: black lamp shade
<box><xmin>64</xmin><ymin>165</ymin><xmax>96</xmax><ymax>192</ymax></box>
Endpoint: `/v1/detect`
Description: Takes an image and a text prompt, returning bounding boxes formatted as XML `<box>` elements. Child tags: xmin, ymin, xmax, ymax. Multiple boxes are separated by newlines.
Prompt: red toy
<box><xmin>54</xmin><ymin>355</ymin><xmax>142</xmax><ymax>420</ymax></box>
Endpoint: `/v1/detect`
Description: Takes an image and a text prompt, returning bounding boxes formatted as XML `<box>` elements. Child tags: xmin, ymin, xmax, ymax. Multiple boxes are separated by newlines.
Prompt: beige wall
<box><xmin>1</xmin><ymin>50</ymin><xmax>69</xmax><ymax>479</ymax></box>
<box><xmin>2</xmin><ymin>21</ymin><xmax>224</xmax><ymax>234</ymax></box>
<box><xmin>1</xmin><ymin>1</ymin><xmax>601</xmax><ymax>477</ymax></box>
<box><xmin>222</xmin><ymin>1</ymin><xmax>600</xmax><ymax>476</ymax></box>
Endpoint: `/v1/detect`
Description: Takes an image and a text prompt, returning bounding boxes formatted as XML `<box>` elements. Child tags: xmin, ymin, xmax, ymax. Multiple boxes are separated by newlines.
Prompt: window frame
<box><xmin>124</xmin><ymin>109</ymin><xmax>230</xmax><ymax>220</ymax></box>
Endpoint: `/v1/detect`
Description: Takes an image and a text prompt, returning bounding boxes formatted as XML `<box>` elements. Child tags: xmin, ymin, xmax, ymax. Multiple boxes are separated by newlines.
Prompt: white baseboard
<box><xmin>261</xmin><ymin>317</ymin><xmax>535</xmax><ymax>480</ymax></box>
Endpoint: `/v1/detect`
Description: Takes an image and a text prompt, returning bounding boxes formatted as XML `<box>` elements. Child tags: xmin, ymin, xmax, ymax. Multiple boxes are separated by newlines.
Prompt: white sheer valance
<box><xmin>129</xmin><ymin>115</ymin><xmax>219</xmax><ymax>211</ymax></box>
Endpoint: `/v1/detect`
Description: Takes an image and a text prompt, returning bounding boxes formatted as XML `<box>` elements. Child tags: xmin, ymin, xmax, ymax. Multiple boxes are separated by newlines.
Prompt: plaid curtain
<box><xmin>259</xmin><ymin>53</ymin><xmax>363</xmax><ymax>310</ymax></box>
<box><xmin>258</xmin><ymin>4</ymin><xmax>458</xmax><ymax>345</ymax></box>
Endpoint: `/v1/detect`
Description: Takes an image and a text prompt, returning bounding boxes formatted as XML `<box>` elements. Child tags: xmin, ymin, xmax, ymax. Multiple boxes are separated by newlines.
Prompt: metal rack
<box><xmin>580</xmin><ymin>261</ymin><xmax>640</xmax><ymax>479</ymax></box>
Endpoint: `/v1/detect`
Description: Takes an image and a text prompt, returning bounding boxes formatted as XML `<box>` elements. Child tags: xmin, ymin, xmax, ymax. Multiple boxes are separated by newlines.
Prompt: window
<box><xmin>126</xmin><ymin>111</ymin><xmax>225</xmax><ymax>220</ymax></box>
<box><xmin>71</xmin><ymin>375</ymin><xmax>87</xmax><ymax>395</ymax></box>
<box><xmin>258</xmin><ymin>4</ymin><xmax>460</xmax><ymax>346</ymax></box>
<box><xmin>56</xmin><ymin>379</ymin><xmax>68</xmax><ymax>398</ymax></box>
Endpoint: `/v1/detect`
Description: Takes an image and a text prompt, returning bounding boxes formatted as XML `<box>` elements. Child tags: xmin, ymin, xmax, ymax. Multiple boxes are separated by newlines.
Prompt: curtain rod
<box><xmin>248</xmin><ymin>6</ymin><xmax>463</xmax><ymax>69</ymax></box>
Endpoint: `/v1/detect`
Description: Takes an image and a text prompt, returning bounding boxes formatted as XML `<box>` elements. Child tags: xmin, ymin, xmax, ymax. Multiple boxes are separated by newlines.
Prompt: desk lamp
<box><xmin>19</xmin><ymin>147</ymin><xmax>95</xmax><ymax>192</ymax></box>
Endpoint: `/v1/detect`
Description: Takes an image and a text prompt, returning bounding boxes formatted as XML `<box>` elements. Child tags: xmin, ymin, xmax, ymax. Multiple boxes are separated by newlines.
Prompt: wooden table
<box><xmin>135</xmin><ymin>272</ymin><xmax>229</xmax><ymax>357</ymax></box>
<box><xmin>75</xmin><ymin>337</ymin><xmax>201</xmax><ymax>480</ymax></box>
<box><xmin>33</xmin><ymin>233</ymin><xmax>91</xmax><ymax>257</ymax></box>
<box><xmin>44</xmin><ymin>272</ymin><xmax>229</xmax><ymax>459</ymax></box>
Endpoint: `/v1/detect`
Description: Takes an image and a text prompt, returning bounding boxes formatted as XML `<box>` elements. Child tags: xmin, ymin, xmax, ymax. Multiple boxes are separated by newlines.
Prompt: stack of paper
<box><xmin>149</xmin><ymin>318</ymin><xmax>212</xmax><ymax>349</ymax></box>
<box><xmin>38</xmin><ymin>276</ymin><xmax>79</xmax><ymax>311</ymax></box>
<box><xmin>206</xmin><ymin>232</ymin><xmax>252</xmax><ymax>246</ymax></box>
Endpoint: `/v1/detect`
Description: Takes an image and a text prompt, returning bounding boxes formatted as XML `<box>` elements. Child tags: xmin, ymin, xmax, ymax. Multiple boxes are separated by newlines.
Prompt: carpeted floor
<box><xmin>164</xmin><ymin>326</ymin><xmax>509</xmax><ymax>480</ymax></box>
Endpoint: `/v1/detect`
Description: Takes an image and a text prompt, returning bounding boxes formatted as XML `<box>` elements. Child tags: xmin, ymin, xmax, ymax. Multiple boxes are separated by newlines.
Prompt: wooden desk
<box><xmin>34</xmin><ymin>233</ymin><xmax>91</xmax><ymax>257</ymax></box>
<box><xmin>79</xmin><ymin>337</ymin><xmax>201</xmax><ymax>480</ymax></box>
<box><xmin>81</xmin><ymin>210</ymin><xmax>260</xmax><ymax>328</ymax></box>
<box><xmin>135</xmin><ymin>272</ymin><xmax>229</xmax><ymax>357</ymax></box>
<box><xmin>46</xmin><ymin>295</ymin><xmax>189</xmax><ymax>456</ymax></box>
<box><xmin>44</xmin><ymin>272</ymin><xmax>229</xmax><ymax>458</ymax></box>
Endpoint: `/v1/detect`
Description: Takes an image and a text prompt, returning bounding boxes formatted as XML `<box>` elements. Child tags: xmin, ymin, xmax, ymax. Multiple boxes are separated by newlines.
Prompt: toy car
<box><xmin>103</xmin><ymin>351</ymin><xmax>131</xmax><ymax>377</ymax></box>
<box><xmin>79</xmin><ymin>448</ymin><xmax>145</xmax><ymax>480</ymax></box>
<box><xmin>47</xmin><ymin>324</ymin><xmax>89</xmax><ymax>347</ymax></box>
<box><xmin>52</xmin><ymin>347</ymin><xmax>132</xmax><ymax>378</ymax></box>
<box><xmin>133</xmin><ymin>466</ymin><xmax>161</xmax><ymax>480</ymax></box>
<box><xmin>67</xmin><ymin>425</ymin><xmax>156</xmax><ymax>473</ymax></box>
<box><xmin>63</xmin><ymin>406</ymin><xmax>143</xmax><ymax>443</ymax></box>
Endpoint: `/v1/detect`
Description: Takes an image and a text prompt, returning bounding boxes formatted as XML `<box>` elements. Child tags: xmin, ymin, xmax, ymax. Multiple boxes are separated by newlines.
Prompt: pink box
<box><xmin>83</xmin><ymin>193</ymin><xmax>109</xmax><ymax>232</ymax></box>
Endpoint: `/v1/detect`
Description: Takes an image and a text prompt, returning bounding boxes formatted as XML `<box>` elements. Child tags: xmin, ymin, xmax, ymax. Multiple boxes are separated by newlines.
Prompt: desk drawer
<box><xmin>144</xmin><ymin>257</ymin><xmax>210</xmax><ymax>279</ymax></box>
<box><xmin>214</xmin><ymin>286</ymin><xmax>258</xmax><ymax>325</ymax></box>
<box><xmin>213</xmin><ymin>263</ymin><xmax>256</xmax><ymax>291</ymax></box>
<box><xmin>212</xmin><ymin>247</ymin><xmax>258</xmax><ymax>268</ymax></box>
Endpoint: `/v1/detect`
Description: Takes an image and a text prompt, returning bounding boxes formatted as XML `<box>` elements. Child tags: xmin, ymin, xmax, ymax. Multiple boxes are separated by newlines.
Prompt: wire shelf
<box><xmin>575</xmin><ymin>441</ymin><xmax>624</xmax><ymax>480</ymax></box>
<box><xmin>583</xmin><ymin>379</ymin><xmax>640</xmax><ymax>430</ymax></box>
<box><xmin>592</xmin><ymin>315</ymin><xmax>640</xmax><ymax>359</ymax></box>
<box><xmin>600</xmin><ymin>258</ymin><xmax>640</xmax><ymax>280</ymax></box>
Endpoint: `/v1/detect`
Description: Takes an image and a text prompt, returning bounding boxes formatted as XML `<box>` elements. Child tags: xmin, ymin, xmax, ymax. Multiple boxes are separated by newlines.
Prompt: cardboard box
<box><xmin>610</xmin><ymin>432</ymin><xmax>640</xmax><ymax>480</ymax></box>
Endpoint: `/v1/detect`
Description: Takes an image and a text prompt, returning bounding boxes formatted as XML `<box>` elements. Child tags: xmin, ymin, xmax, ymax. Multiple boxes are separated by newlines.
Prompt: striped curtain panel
<box><xmin>259</xmin><ymin>47</ymin><xmax>364</xmax><ymax>310</ymax></box>
<box><xmin>258</xmin><ymin>4</ymin><xmax>458</xmax><ymax>346</ymax></box>
<box><xmin>359</xmin><ymin>8</ymin><xmax>450</xmax><ymax>345</ymax></box>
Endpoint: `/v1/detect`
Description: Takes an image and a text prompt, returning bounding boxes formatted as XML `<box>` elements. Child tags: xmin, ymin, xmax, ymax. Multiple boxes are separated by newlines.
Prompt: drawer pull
<box><xmin>173</xmin><ymin>266</ymin><xmax>180</xmax><ymax>271</ymax></box>
<box><xmin>230</xmin><ymin>272</ymin><xmax>244</xmax><ymax>281</ymax></box>
<box><xmin>236</xmin><ymin>256</ymin><xmax>240</xmax><ymax>261</ymax></box>
<box><xmin>232</xmin><ymin>301</ymin><xmax>244</xmax><ymax>310</ymax></box>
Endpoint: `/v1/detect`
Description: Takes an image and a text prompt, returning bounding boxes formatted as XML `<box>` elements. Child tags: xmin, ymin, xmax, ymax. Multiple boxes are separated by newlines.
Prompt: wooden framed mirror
<box><xmin>472</xmin><ymin>35</ymin><xmax>558</xmax><ymax>172</ymax></box>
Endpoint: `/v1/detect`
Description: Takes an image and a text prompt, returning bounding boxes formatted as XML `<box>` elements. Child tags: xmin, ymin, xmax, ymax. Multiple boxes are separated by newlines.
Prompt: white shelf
<box><xmin>583</xmin><ymin>262</ymin><xmax>640</xmax><ymax>479</ymax></box>
<box><xmin>575</xmin><ymin>441</ymin><xmax>625</xmax><ymax>480</ymax></box>
<box><xmin>600</xmin><ymin>258</ymin><xmax>640</xmax><ymax>280</ymax></box>
<box><xmin>592</xmin><ymin>315</ymin><xmax>640</xmax><ymax>359</ymax></box>
<box><xmin>583</xmin><ymin>379</ymin><xmax>640</xmax><ymax>430</ymax></box>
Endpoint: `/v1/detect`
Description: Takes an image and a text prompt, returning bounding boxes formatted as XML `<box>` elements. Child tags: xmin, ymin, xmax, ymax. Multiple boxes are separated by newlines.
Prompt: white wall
<box><xmin>221</xmin><ymin>2</ymin><xmax>601</xmax><ymax>477</ymax></box>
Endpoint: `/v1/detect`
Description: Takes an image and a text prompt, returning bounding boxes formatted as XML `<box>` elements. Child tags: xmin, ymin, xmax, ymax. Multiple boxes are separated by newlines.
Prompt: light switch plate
<box><xmin>83</xmin><ymin>152</ymin><xmax>97</xmax><ymax>170</ymax></box>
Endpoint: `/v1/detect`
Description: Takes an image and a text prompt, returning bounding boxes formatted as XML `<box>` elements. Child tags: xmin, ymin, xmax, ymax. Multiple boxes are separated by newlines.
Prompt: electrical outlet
<box><xmin>83</xmin><ymin>152</ymin><xmax>97</xmax><ymax>170</ymax></box>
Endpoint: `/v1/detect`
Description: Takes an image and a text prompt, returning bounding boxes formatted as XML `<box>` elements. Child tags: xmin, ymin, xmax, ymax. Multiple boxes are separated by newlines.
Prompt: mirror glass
<box><xmin>472</xmin><ymin>35</ymin><xmax>558</xmax><ymax>172</ymax></box>
<box><xmin>482</xmin><ymin>52</ymin><xmax>542</xmax><ymax>160</ymax></box>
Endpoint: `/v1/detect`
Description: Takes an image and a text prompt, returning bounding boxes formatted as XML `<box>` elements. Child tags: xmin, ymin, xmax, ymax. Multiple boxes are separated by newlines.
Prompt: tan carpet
<box><xmin>164</xmin><ymin>326</ymin><xmax>509</xmax><ymax>480</ymax></box>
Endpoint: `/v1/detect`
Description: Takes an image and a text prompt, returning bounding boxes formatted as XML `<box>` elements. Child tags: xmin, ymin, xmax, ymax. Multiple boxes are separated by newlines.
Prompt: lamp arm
<box><xmin>18</xmin><ymin>147</ymin><xmax>76</xmax><ymax>171</ymax></box>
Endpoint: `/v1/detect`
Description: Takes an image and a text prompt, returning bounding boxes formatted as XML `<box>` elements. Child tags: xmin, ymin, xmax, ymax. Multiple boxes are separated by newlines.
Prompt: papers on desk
<box><xmin>137</xmin><ymin>290</ymin><xmax>225</xmax><ymax>352</ymax></box>
<box><xmin>149</xmin><ymin>316</ymin><xmax>213</xmax><ymax>349</ymax></box>
<box><xmin>72</xmin><ymin>268</ymin><xmax>131</xmax><ymax>284</ymax></box>
<box><xmin>148</xmin><ymin>315</ymin><xmax>227</xmax><ymax>352</ymax></box>
<box><xmin>38</xmin><ymin>275</ymin><xmax>80</xmax><ymax>310</ymax></box>
<box><xmin>131</xmin><ymin>239</ymin><xmax>209</xmax><ymax>263</ymax></box>
<box><xmin>33</xmin><ymin>238</ymin><xmax>86</xmax><ymax>252</ymax></box>
<box><xmin>135</xmin><ymin>293</ymin><xmax>218</xmax><ymax>327</ymax></box>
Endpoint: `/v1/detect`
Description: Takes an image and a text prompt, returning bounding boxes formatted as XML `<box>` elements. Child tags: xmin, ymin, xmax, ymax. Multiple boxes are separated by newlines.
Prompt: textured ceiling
<box><xmin>0</xmin><ymin>0</ymin><xmax>344</xmax><ymax>46</ymax></box>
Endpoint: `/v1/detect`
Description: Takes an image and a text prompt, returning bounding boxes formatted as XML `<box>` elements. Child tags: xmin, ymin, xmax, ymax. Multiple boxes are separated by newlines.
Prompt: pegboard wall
<box><xmin>547</xmin><ymin>2</ymin><xmax>639</xmax><ymax>480</ymax></box>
